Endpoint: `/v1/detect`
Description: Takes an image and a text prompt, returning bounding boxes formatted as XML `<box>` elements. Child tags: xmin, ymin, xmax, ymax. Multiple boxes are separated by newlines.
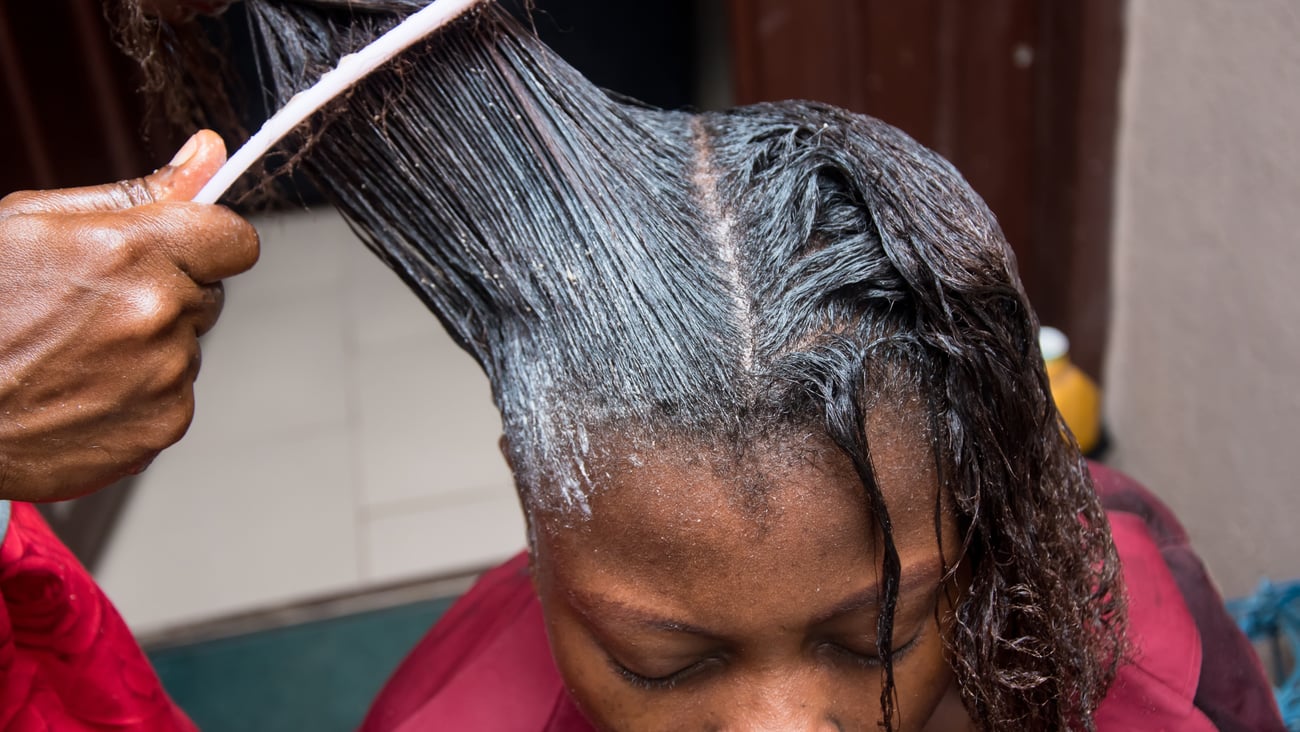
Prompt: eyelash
<box><xmin>610</xmin><ymin>657</ymin><xmax>718</xmax><ymax>691</ymax></box>
<box><xmin>609</xmin><ymin>633</ymin><xmax>924</xmax><ymax>692</ymax></box>
<box><xmin>824</xmin><ymin>632</ymin><xmax>924</xmax><ymax>670</ymax></box>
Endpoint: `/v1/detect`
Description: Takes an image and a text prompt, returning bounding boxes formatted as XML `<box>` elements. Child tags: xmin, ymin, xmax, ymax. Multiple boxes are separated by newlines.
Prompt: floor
<box><xmin>96</xmin><ymin>208</ymin><xmax>526</xmax><ymax>634</ymax></box>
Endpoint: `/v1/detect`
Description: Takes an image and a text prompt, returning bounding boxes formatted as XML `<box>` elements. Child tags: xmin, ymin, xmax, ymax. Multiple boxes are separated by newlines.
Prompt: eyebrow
<box><xmin>569</xmin><ymin>561</ymin><xmax>941</xmax><ymax>638</ymax></box>
<box><xmin>808</xmin><ymin>567</ymin><xmax>938</xmax><ymax>627</ymax></box>
<box><xmin>569</xmin><ymin>592</ymin><xmax>721</xmax><ymax>637</ymax></box>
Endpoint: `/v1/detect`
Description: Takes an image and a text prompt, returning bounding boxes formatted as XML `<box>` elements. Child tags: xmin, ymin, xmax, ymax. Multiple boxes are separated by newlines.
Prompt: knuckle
<box><xmin>157</xmin><ymin>342</ymin><xmax>198</xmax><ymax>387</ymax></box>
<box><xmin>0</xmin><ymin>190</ymin><xmax>37</xmax><ymax>213</ymax></box>
<box><xmin>235</xmin><ymin>216</ymin><xmax>261</xmax><ymax>264</ymax></box>
<box><xmin>82</xmin><ymin>221</ymin><xmax>139</xmax><ymax>263</ymax></box>
<box><xmin>161</xmin><ymin>416</ymin><xmax>193</xmax><ymax>448</ymax></box>
<box><xmin>160</xmin><ymin>395</ymin><xmax>196</xmax><ymax>446</ymax></box>
<box><xmin>6</xmin><ymin>212</ymin><xmax>54</xmax><ymax>248</ymax></box>
<box><xmin>204</xmin><ymin>281</ymin><xmax>226</xmax><ymax>311</ymax></box>
<box><xmin>141</xmin><ymin>370</ymin><xmax>196</xmax><ymax>451</ymax></box>
<box><xmin>124</xmin><ymin>285</ymin><xmax>186</xmax><ymax>338</ymax></box>
<box><xmin>194</xmin><ymin>286</ymin><xmax>225</xmax><ymax>336</ymax></box>
<box><xmin>109</xmin><ymin>179</ymin><xmax>155</xmax><ymax>208</ymax></box>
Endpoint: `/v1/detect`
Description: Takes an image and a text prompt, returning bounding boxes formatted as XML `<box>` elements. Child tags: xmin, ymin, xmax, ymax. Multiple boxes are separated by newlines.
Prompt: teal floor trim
<box><xmin>149</xmin><ymin>596</ymin><xmax>456</xmax><ymax>732</ymax></box>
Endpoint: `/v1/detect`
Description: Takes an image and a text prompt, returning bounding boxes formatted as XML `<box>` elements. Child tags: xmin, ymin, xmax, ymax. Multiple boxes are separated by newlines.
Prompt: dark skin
<box><xmin>529</xmin><ymin>411</ymin><xmax>978</xmax><ymax>732</ymax></box>
<box><xmin>0</xmin><ymin>130</ymin><xmax>259</xmax><ymax>501</ymax></box>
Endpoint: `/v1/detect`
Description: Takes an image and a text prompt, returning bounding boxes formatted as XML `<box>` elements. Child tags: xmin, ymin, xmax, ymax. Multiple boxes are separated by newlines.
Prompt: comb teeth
<box><xmin>194</xmin><ymin>0</ymin><xmax>484</xmax><ymax>204</ymax></box>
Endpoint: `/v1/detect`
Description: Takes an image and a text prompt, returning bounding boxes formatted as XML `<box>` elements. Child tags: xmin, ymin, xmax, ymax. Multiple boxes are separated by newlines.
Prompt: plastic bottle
<box><xmin>1039</xmin><ymin>326</ymin><xmax>1102</xmax><ymax>455</ymax></box>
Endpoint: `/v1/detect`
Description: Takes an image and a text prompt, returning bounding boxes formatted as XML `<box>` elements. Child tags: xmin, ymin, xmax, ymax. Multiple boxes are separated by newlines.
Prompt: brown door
<box><xmin>728</xmin><ymin>0</ymin><xmax>1123</xmax><ymax>378</ymax></box>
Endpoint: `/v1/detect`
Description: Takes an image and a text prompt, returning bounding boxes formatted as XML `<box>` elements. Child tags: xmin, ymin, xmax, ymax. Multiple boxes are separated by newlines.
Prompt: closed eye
<box><xmin>819</xmin><ymin>631</ymin><xmax>924</xmax><ymax>669</ymax></box>
<box><xmin>609</xmin><ymin>655</ymin><xmax>724</xmax><ymax>691</ymax></box>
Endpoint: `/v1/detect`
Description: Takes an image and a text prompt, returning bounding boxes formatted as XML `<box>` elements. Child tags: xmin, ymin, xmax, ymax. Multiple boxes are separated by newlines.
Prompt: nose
<box><xmin>738</xmin><ymin>717</ymin><xmax>840</xmax><ymax>732</ymax></box>
<box><xmin>725</xmin><ymin>670</ymin><xmax>842</xmax><ymax>732</ymax></box>
<box><xmin>730</xmin><ymin>705</ymin><xmax>841</xmax><ymax>732</ymax></box>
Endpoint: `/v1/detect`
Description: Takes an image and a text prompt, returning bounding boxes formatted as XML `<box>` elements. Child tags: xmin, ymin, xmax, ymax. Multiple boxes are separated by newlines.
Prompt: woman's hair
<box><xmin>122</xmin><ymin>1</ymin><xmax>1125</xmax><ymax>728</ymax></box>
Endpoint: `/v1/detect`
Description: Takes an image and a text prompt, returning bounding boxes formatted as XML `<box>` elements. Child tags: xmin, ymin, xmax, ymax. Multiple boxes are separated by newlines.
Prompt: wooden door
<box><xmin>728</xmin><ymin>0</ymin><xmax>1123</xmax><ymax>378</ymax></box>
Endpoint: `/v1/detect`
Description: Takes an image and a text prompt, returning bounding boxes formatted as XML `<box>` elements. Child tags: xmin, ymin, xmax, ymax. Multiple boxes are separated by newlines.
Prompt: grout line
<box><xmin>340</xmin><ymin>234</ymin><xmax>373</xmax><ymax>584</ymax></box>
<box><xmin>359</xmin><ymin>484</ymin><xmax>520</xmax><ymax>521</ymax></box>
<box><xmin>184</xmin><ymin>419</ymin><xmax>350</xmax><ymax>455</ymax></box>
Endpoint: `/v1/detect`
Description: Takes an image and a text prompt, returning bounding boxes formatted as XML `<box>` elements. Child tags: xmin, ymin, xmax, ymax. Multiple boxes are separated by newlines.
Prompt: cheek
<box><xmin>885</xmin><ymin>627</ymin><xmax>959</xmax><ymax>730</ymax></box>
<box><xmin>543</xmin><ymin>606</ymin><xmax>664</xmax><ymax>731</ymax></box>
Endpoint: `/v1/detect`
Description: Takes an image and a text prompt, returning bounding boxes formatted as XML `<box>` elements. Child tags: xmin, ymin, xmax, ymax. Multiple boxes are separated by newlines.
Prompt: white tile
<box><xmin>343</xmin><ymin>238</ymin><xmax>446</xmax><ymax>348</ymax></box>
<box><xmin>96</xmin><ymin>429</ymin><xmax>360</xmax><ymax>634</ymax></box>
<box><xmin>94</xmin><ymin>208</ymin><xmax>529</xmax><ymax>630</ymax></box>
<box><xmin>363</xmin><ymin>490</ymin><xmax>526</xmax><ymax>583</ymax></box>
<box><xmin>186</xmin><ymin>288</ymin><xmax>350</xmax><ymax>448</ymax></box>
<box><xmin>233</xmin><ymin>209</ymin><xmax>350</xmax><ymax>309</ymax></box>
<box><xmin>352</xmin><ymin>331</ymin><xmax>512</xmax><ymax>507</ymax></box>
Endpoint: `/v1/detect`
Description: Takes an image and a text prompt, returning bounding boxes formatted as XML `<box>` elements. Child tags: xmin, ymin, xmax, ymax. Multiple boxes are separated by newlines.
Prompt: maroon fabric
<box><xmin>0</xmin><ymin>502</ymin><xmax>196</xmax><ymax>732</ymax></box>
<box><xmin>1091</xmin><ymin>462</ymin><xmax>1286</xmax><ymax>732</ymax></box>
<box><xmin>360</xmin><ymin>553</ymin><xmax>593</xmax><ymax>732</ymax></box>
<box><xmin>1095</xmin><ymin>511</ymin><xmax>1215</xmax><ymax>731</ymax></box>
<box><xmin>361</xmin><ymin>465</ymin><xmax>1271</xmax><ymax>731</ymax></box>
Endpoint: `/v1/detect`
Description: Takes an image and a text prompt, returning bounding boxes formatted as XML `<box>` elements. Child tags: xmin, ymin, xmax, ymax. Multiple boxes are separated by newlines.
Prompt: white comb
<box><xmin>194</xmin><ymin>0</ymin><xmax>483</xmax><ymax>204</ymax></box>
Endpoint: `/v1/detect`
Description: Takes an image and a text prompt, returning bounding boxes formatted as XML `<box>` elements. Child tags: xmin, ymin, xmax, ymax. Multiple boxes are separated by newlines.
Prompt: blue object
<box><xmin>1228</xmin><ymin>578</ymin><xmax>1300</xmax><ymax>730</ymax></box>
<box><xmin>150</xmin><ymin>595</ymin><xmax>457</xmax><ymax>732</ymax></box>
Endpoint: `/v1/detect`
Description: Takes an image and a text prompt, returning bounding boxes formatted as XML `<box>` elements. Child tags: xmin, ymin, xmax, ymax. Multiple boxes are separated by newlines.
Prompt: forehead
<box><xmin>534</xmin><ymin>413</ymin><xmax>941</xmax><ymax>593</ymax></box>
<box><xmin>568</xmin><ymin>435</ymin><xmax>863</xmax><ymax>568</ymax></box>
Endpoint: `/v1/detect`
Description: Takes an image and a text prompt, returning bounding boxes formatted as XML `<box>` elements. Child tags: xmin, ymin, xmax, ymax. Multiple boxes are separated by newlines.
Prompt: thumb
<box><xmin>0</xmin><ymin>130</ymin><xmax>230</xmax><ymax>215</ymax></box>
<box><xmin>146</xmin><ymin>130</ymin><xmax>228</xmax><ymax>203</ymax></box>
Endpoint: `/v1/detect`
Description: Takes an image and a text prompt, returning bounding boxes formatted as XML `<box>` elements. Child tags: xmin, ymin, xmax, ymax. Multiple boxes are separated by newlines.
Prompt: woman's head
<box><xmin>531</xmin><ymin>396</ymin><xmax>972</xmax><ymax>731</ymax></box>
<box><xmin>166</xmin><ymin>2</ymin><xmax>1124</xmax><ymax>727</ymax></box>
<box><xmin>508</xmin><ymin>100</ymin><xmax>1118</xmax><ymax>723</ymax></box>
<box><xmin>501</xmin><ymin>98</ymin><xmax>1122</xmax><ymax>729</ymax></box>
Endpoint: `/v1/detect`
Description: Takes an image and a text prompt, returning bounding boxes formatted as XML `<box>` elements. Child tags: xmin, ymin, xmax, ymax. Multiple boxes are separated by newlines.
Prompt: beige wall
<box><xmin>99</xmin><ymin>210</ymin><xmax>524</xmax><ymax>634</ymax></box>
<box><xmin>1106</xmin><ymin>0</ymin><xmax>1300</xmax><ymax>597</ymax></box>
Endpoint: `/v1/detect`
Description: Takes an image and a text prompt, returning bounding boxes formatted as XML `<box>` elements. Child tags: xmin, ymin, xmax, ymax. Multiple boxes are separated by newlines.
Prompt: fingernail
<box><xmin>169</xmin><ymin>134</ymin><xmax>200</xmax><ymax>168</ymax></box>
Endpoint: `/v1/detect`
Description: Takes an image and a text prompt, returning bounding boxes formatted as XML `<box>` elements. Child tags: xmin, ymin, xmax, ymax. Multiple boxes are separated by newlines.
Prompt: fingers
<box><xmin>192</xmin><ymin>282</ymin><xmax>225</xmax><ymax>336</ymax></box>
<box><xmin>0</xmin><ymin>178</ymin><xmax>157</xmax><ymax>217</ymax></box>
<box><xmin>167</xmin><ymin>203</ymin><xmax>261</xmax><ymax>283</ymax></box>
<box><xmin>0</xmin><ymin>129</ymin><xmax>254</xmax><ymax>281</ymax></box>
<box><xmin>147</xmin><ymin>130</ymin><xmax>228</xmax><ymax>203</ymax></box>
<box><xmin>0</xmin><ymin>130</ymin><xmax>227</xmax><ymax>217</ymax></box>
<box><xmin>109</xmin><ymin>201</ymin><xmax>260</xmax><ymax>283</ymax></box>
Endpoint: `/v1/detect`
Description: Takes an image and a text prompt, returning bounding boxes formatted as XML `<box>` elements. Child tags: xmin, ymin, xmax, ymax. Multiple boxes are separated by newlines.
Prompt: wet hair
<box><xmin>122</xmin><ymin>1</ymin><xmax>1124</xmax><ymax>728</ymax></box>
<box><xmin>111</xmin><ymin>0</ymin><xmax>222</xmax><ymax>135</ymax></box>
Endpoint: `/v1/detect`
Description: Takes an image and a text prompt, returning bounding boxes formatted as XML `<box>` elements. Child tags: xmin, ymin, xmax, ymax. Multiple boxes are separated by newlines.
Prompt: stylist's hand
<box><xmin>0</xmin><ymin>130</ymin><xmax>258</xmax><ymax>502</ymax></box>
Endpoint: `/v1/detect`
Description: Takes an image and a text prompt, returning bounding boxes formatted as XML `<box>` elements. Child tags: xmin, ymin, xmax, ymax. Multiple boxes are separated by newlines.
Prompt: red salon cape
<box><xmin>0</xmin><ymin>464</ymin><xmax>1283</xmax><ymax>731</ymax></box>
<box><xmin>0</xmin><ymin>502</ymin><xmax>195</xmax><ymax>731</ymax></box>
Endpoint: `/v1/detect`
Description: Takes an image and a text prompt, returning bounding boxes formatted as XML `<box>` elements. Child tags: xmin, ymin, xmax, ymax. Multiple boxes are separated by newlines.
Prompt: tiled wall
<box><xmin>97</xmin><ymin>209</ymin><xmax>526</xmax><ymax>634</ymax></box>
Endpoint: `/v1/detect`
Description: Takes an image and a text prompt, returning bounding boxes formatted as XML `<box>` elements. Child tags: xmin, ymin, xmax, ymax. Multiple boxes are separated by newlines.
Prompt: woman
<box><xmin>131</xmin><ymin>1</ymin><xmax>1281</xmax><ymax>729</ymax></box>
<box><xmin>210</xmin><ymin>2</ymin><xmax>1274</xmax><ymax>729</ymax></box>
